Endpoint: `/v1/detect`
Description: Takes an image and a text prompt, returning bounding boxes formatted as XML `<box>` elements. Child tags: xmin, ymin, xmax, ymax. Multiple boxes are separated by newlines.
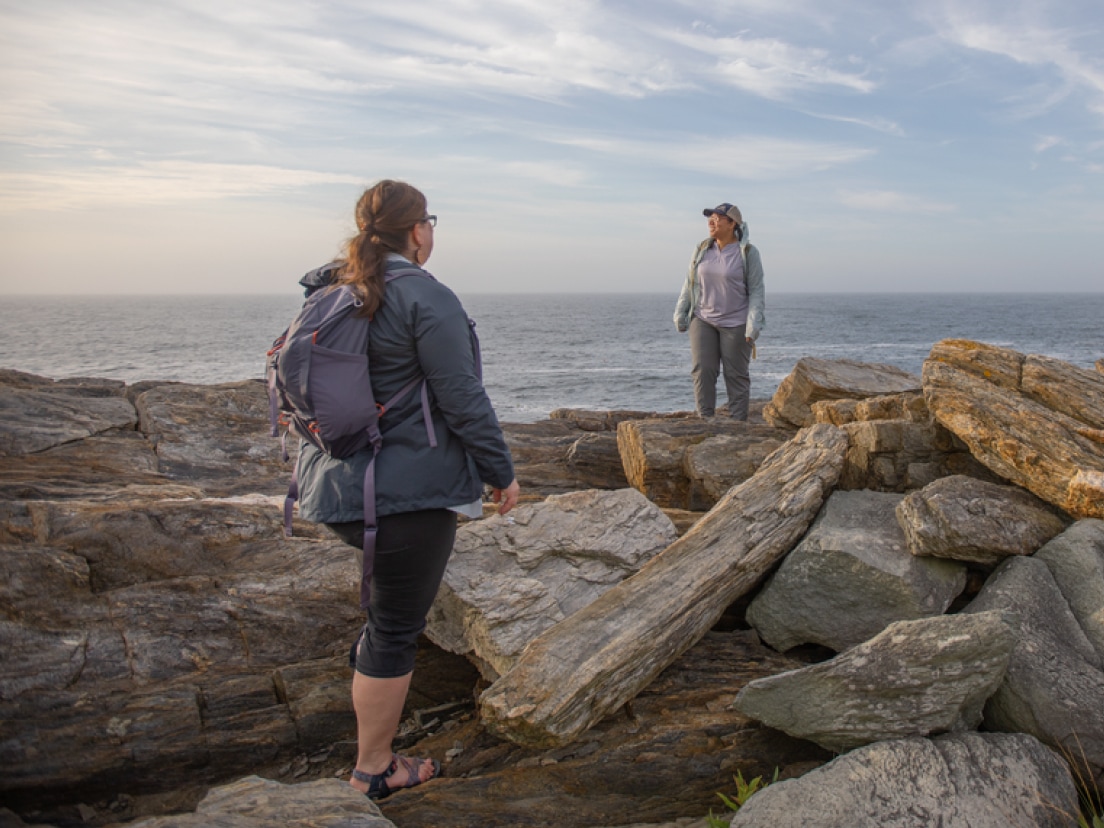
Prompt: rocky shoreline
<box><xmin>1</xmin><ymin>339</ymin><xmax>1102</xmax><ymax>827</ymax></box>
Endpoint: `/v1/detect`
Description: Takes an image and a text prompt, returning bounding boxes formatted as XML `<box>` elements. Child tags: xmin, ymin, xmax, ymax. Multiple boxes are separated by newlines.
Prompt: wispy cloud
<box><xmin>838</xmin><ymin>189</ymin><xmax>957</xmax><ymax>214</ymax></box>
<box><xmin>1034</xmin><ymin>135</ymin><xmax>1062</xmax><ymax>152</ymax></box>
<box><xmin>654</xmin><ymin>26</ymin><xmax>874</xmax><ymax>98</ymax></box>
<box><xmin>547</xmin><ymin>133</ymin><xmax>874</xmax><ymax>179</ymax></box>
<box><xmin>0</xmin><ymin>162</ymin><xmax>362</xmax><ymax>211</ymax></box>
<box><xmin>933</xmin><ymin>3</ymin><xmax>1104</xmax><ymax>120</ymax></box>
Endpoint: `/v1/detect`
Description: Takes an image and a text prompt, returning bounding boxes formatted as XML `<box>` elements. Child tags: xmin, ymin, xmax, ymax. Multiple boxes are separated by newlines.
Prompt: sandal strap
<box><xmin>351</xmin><ymin>757</ymin><xmax>399</xmax><ymax>800</ymax></box>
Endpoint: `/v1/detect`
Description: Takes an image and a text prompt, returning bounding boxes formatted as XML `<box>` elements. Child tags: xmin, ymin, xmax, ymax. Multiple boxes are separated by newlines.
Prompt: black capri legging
<box><xmin>327</xmin><ymin>509</ymin><xmax>458</xmax><ymax>679</ymax></box>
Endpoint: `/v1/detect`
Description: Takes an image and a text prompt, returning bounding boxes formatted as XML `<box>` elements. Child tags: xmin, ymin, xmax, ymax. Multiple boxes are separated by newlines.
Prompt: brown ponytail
<box><xmin>339</xmin><ymin>180</ymin><xmax>427</xmax><ymax>317</ymax></box>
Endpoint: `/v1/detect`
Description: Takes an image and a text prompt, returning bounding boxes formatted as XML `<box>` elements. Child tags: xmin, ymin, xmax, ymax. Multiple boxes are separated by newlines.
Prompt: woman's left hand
<box><xmin>492</xmin><ymin>479</ymin><xmax>520</xmax><ymax>515</ymax></box>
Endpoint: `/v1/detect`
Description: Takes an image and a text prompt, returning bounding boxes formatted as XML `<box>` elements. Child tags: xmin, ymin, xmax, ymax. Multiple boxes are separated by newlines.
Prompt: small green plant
<box><xmin>705</xmin><ymin>767</ymin><xmax>780</xmax><ymax>826</ymax></box>
<box><xmin>1057</xmin><ymin>735</ymin><xmax>1103</xmax><ymax>828</ymax></box>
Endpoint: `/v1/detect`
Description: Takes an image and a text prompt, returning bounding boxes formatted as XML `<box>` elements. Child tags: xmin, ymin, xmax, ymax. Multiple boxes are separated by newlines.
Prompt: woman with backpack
<box><xmin>295</xmin><ymin>179</ymin><xmax>519</xmax><ymax>800</ymax></box>
<box><xmin>673</xmin><ymin>202</ymin><xmax>765</xmax><ymax>420</ymax></box>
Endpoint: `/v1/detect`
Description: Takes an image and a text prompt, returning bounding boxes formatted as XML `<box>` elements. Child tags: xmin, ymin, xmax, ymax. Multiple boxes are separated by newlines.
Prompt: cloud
<box><xmin>654</xmin><ymin>26</ymin><xmax>875</xmax><ymax>98</ymax></box>
<box><xmin>0</xmin><ymin>162</ymin><xmax>362</xmax><ymax>211</ymax></box>
<box><xmin>933</xmin><ymin>3</ymin><xmax>1104</xmax><ymax>120</ymax></box>
<box><xmin>838</xmin><ymin>189</ymin><xmax>957</xmax><ymax>214</ymax></box>
<box><xmin>803</xmin><ymin>111</ymin><xmax>906</xmax><ymax>136</ymax></box>
<box><xmin>1034</xmin><ymin>135</ymin><xmax>1062</xmax><ymax>152</ymax></box>
<box><xmin>547</xmin><ymin>133</ymin><xmax>873</xmax><ymax>179</ymax></box>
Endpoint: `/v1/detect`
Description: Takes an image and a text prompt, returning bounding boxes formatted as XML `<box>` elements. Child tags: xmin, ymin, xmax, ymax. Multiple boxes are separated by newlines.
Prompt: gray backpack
<box><xmin>266</xmin><ymin>267</ymin><xmax>435</xmax><ymax>608</ymax></box>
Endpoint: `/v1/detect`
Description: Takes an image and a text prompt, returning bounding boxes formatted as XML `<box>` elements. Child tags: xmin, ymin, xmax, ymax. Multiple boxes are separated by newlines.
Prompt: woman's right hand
<box><xmin>492</xmin><ymin>479</ymin><xmax>520</xmax><ymax>515</ymax></box>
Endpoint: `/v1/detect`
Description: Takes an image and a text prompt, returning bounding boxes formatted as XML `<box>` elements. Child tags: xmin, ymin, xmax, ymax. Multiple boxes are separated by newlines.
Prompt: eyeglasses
<box><xmin>419</xmin><ymin>215</ymin><xmax>437</xmax><ymax>228</ymax></box>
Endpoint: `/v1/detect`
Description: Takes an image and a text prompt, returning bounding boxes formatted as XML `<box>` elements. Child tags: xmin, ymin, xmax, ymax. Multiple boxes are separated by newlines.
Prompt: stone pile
<box><xmin>1</xmin><ymin>338</ymin><xmax>1102</xmax><ymax>828</ymax></box>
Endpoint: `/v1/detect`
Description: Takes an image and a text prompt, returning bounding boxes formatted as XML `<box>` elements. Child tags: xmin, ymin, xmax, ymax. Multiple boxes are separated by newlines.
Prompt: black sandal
<box><xmin>352</xmin><ymin>753</ymin><xmax>441</xmax><ymax>800</ymax></box>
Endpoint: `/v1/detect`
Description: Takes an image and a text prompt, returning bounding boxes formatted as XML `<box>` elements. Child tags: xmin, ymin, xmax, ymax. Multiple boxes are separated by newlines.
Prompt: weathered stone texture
<box><xmin>765</xmin><ymin>357</ymin><xmax>921</xmax><ymax>429</ymax></box>
<box><xmin>896</xmin><ymin>475</ymin><xmax>1071</xmax><ymax>565</ymax></box>
<box><xmin>965</xmin><ymin>556</ymin><xmax>1104</xmax><ymax>775</ymax></box>
<box><xmin>735</xmin><ymin>611</ymin><xmax>1017</xmax><ymax>753</ymax></box>
<box><xmin>728</xmin><ymin>733</ymin><xmax>1078</xmax><ymax>828</ymax></box>
<box><xmin>480</xmin><ymin>424</ymin><xmax>848</xmax><ymax>748</ymax></box>
<box><xmin>923</xmin><ymin>339</ymin><xmax>1104</xmax><ymax>518</ymax></box>
<box><xmin>746</xmin><ymin>490</ymin><xmax>965</xmax><ymax>653</ymax></box>
<box><xmin>1033</xmin><ymin>519</ymin><xmax>1104</xmax><ymax>662</ymax></box>
<box><xmin>617</xmin><ymin>418</ymin><xmax>790</xmax><ymax>509</ymax></box>
<box><xmin>425</xmin><ymin>488</ymin><xmax>677</xmax><ymax>679</ymax></box>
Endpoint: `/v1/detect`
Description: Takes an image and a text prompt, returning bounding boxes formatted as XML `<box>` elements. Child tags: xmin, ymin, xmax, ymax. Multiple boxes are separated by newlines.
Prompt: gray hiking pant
<box><xmin>690</xmin><ymin>316</ymin><xmax>752</xmax><ymax>420</ymax></box>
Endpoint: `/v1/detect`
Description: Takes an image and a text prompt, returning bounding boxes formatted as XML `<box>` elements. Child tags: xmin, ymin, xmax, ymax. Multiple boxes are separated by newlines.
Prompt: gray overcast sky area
<box><xmin>1</xmin><ymin>1</ymin><xmax>1102</xmax><ymax>295</ymax></box>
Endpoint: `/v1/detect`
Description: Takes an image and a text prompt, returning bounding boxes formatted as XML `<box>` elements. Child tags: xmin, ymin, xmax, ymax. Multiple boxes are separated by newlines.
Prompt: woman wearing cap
<box><xmin>673</xmin><ymin>203</ymin><xmax>765</xmax><ymax>420</ymax></box>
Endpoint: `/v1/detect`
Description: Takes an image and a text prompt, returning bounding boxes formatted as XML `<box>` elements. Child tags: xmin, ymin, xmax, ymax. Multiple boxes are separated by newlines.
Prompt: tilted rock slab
<box><xmin>764</xmin><ymin>357</ymin><xmax>921</xmax><ymax>429</ymax></box>
<box><xmin>1034</xmin><ymin>519</ymin><xmax>1104</xmax><ymax>662</ymax></box>
<box><xmin>500</xmin><ymin>420</ymin><xmax>592</xmax><ymax>498</ymax></box>
<box><xmin>121</xmin><ymin>775</ymin><xmax>394</xmax><ymax>828</ymax></box>
<box><xmin>812</xmin><ymin>390</ymin><xmax>930</xmax><ymax>426</ymax></box>
<box><xmin>0</xmin><ymin>370</ymin><xmax>136</xmax><ymax>456</ymax></box>
<box><xmin>135</xmin><ymin>380</ymin><xmax>291</xmax><ymax>498</ymax></box>
<box><xmin>0</xmin><ymin>497</ymin><xmax>363</xmax><ymax>803</ymax></box>
<box><xmin>734</xmin><ymin>611</ymin><xmax>1017</xmax><ymax>753</ymax></box>
<box><xmin>385</xmin><ymin>631</ymin><xmax>832</xmax><ymax>828</ymax></box>
<box><xmin>812</xmin><ymin>389</ymin><xmax>994</xmax><ymax>492</ymax></box>
<box><xmin>479</xmin><ymin>424</ymin><xmax>848</xmax><ymax>748</ymax></box>
<box><xmin>729</xmin><ymin>732</ymin><xmax>1078</xmax><ymax>828</ymax></box>
<box><xmin>965</xmin><ymin>555</ymin><xmax>1104</xmax><ymax>775</ymax></box>
<box><xmin>923</xmin><ymin>339</ymin><xmax>1104</xmax><ymax>518</ymax></box>
<box><xmin>616</xmin><ymin>417</ymin><xmax>791</xmax><ymax>510</ymax></box>
<box><xmin>746</xmin><ymin>490</ymin><xmax>966</xmax><ymax>653</ymax></box>
<box><xmin>424</xmin><ymin>488</ymin><xmax>678</xmax><ymax>680</ymax></box>
<box><xmin>896</xmin><ymin>474</ymin><xmax>1071</xmax><ymax>565</ymax></box>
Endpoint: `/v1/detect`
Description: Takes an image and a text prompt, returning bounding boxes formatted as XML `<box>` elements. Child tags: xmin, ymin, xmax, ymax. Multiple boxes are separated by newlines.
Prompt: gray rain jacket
<box><xmin>295</xmin><ymin>260</ymin><xmax>514</xmax><ymax>523</ymax></box>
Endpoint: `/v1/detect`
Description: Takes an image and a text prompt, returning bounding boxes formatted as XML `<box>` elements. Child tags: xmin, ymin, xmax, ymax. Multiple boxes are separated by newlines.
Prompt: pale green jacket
<box><xmin>673</xmin><ymin>225</ymin><xmax>765</xmax><ymax>340</ymax></box>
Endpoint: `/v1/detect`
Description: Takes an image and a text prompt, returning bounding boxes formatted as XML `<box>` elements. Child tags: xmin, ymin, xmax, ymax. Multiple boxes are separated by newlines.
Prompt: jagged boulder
<box><xmin>424</xmin><ymin>488</ymin><xmax>678</xmax><ymax>680</ymax></box>
<box><xmin>118</xmin><ymin>775</ymin><xmax>393</xmax><ymax>828</ymax></box>
<box><xmin>0</xmin><ymin>370</ymin><xmax>177</xmax><ymax>501</ymax></box>
<box><xmin>734</xmin><ymin>611</ymin><xmax>1017</xmax><ymax>753</ymax></box>
<box><xmin>0</xmin><ymin>497</ymin><xmax>363</xmax><ymax>805</ymax></box>
<box><xmin>617</xmin><ymin>418</ymin><xmax>791</xmax><ymax>510</ymax></box>
<box><xmin>0</xmin><ymin>370</ymin><xmax>135</xmax><ymax>456</ymax></box>
<box><xmin>965</xmin><ymin>556</ymin><xmax>1104</xmax><ymax>776</ymax></box>
<box><xmin>500</xmin><ymin>420</ymin><xmax>585</xmax><ymax>497</ymax></box>
<box><xmin>812</xmin><ymin>390</ymin><xmax>994</xmax><ymax>492</ymax></box>
<box><xmin>481</xmin><ymin>424</ymin><xmax>849</xmax><ymax>748</ymax></box>
<box><xmin>746</xmin><ymin>490</ymin><xmax>966</xmax><ymax>653</ymax></box>
<box><xmin>134</xmin><ymin>380</ymin><xmax>290</xmax><ymax>498</ymax></box>
<box><xmin>1033</xmin><ymin>519</ymin><xmax>1104</xmax><ymax>662</ymax></box>
<box><xmin>564</xmin><ymin>432</ymin><xmax>629</xmax><ymax>489</ymax></box>
<box><xmin>729</xmin><ymin>733</ymin><xmax>1078</xmax><ymax>828</ymax></box>
<box><xmin>764</xmin><ymin>358</ymin><xmax>921</xmax><ymax>429</ymax></box>
<box><xmin>923</xmin><ymin>340</ymin><xmax>1104</xmax><ymax>518</ymax></box>
<box><xmin>896</xmin><ymin>475</ymin><xmax>1071</xmax><ymax>565</ymax></box>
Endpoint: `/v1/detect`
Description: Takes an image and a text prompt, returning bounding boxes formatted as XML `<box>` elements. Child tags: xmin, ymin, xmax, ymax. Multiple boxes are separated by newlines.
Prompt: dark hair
<box><xmin>339</xmin><ymin>180</ymin><xmax>427</xmax><ymax>317</ymax></box>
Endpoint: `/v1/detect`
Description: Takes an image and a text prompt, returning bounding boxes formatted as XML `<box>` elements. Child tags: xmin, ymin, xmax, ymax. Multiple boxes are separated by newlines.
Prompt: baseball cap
<box><xmin>703</xmin><ymin>203</ymin><xmax>742</xmax><ymax>223</ymax></box>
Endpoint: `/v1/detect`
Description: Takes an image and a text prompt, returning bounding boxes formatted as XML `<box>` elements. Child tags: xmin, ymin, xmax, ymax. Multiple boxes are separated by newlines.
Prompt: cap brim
<box><xmin>702</xmin><ymin>208</ymin><xmax>715</xmax><ymax>217</ymax></box>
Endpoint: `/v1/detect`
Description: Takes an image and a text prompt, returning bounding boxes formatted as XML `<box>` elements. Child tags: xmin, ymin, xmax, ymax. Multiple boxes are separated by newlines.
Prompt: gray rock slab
<box><xmin>134</xmin><ymin>380</ymin><xmax>288</xmax><ymax>497</ymax></box>
<box><xmin>965</xmin><ymin>555</ymin><xmax>1104</xmax><ymax>773</ymax></box>
<box><xmin>746</xmin><ymin>489</ymin><xmax>967</xmax><ymax>653</ymax></box>
<box><xmin>425</xmin><ymin>488</ymin><xmax>678</xmax><ymax>679</ymax></box>
<box><xmin>115</xmin><ymin>775</ymin><xmax>394</xmax><ymax>827</ymax></box>
<box><xmin>765</xmin><ymin>357</ymin><xmax>921</xmax><ymax>429</ymax></box>
<box><xmin>923</xmin><ymin>339</ymin><xmax>1104</xmax><ymax>519</ymax></box>
<box><xmin>729</xmin><ymin>732</ymin><xmax>1079</xmax><ymax>828</ymax></box>
<box><xmin>1034</xmin><ymin>519</ymin><xmax>1104</xmax><ymax>662</ymax></box>
<box><xmin>734</xmin><ymin>611</ymin><xmax>1017</xmax><ymax>753</ymax></box>
<box><xmin>897</xmin><ymin>474</ymin><xmax>1071</xmax><ymax>565</ymax></box>
<box><xmin>0</xmin><ymin>382</ymin><xmax>137</xmax><ymax>456</ymax></box>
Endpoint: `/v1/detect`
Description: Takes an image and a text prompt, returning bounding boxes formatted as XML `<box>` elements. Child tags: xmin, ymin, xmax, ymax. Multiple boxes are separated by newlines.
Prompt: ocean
<box><xmin>2</xmin><ymin>293</ymin><xmax>1101</xmax><ymax>423</ymax></box>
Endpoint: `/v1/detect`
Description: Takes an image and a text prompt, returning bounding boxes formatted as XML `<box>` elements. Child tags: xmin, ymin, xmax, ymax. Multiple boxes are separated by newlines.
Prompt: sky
<box><xmin>1</xmin><ymin>0</ymin><xmax>1102</xmax><ymax>295</ymax></box>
